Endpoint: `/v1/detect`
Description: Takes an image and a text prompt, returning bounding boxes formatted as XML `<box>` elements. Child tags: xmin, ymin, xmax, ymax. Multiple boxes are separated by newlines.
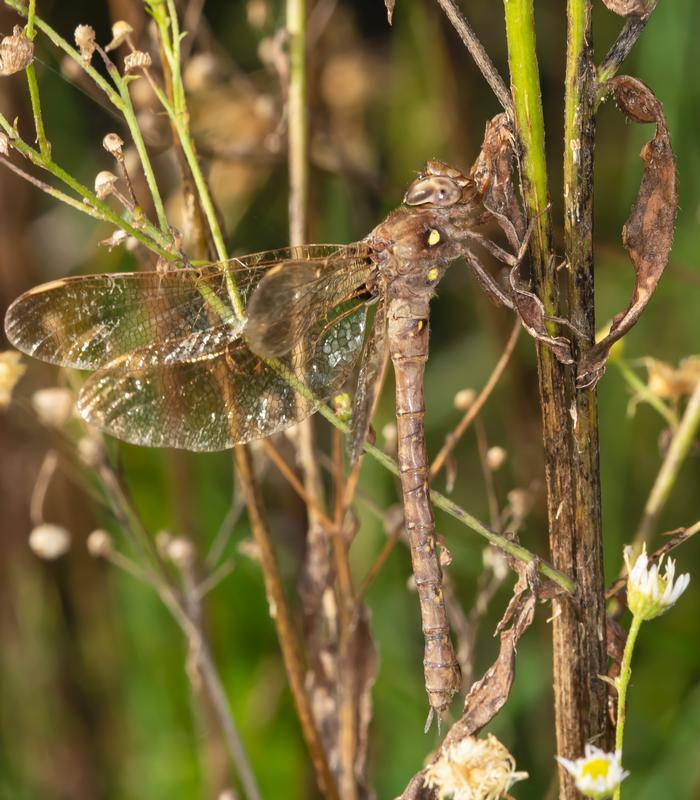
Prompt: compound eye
<box><xmin>404</xmin><ymin>175</ymin><xmax>462</xmax><ymax>207</ymax></box>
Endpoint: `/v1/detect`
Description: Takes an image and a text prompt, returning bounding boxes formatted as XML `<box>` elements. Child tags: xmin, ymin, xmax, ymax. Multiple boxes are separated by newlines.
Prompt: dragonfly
<box><xmin>5</xmin><ymin>151</ymin><xmax>526</xmax><ymax>716</ymax></box>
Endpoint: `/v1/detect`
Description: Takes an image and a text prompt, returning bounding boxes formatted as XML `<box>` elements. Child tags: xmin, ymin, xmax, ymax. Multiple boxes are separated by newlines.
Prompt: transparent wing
<box><xmin>4</xmin><ymin>243</ymin><xmax>372</xmax><ymax>370</ymax></box>
<box><xmin>77</xmin><ymin>302</ymin><xmax>368</xmax><ymax>451</ymax></box>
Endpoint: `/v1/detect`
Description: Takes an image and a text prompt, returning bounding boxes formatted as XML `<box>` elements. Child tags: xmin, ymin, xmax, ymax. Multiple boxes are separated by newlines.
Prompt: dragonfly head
<box><xmin>403</xmin><ymin>160</ymin><xmax>475</xmax><ymax>208</ymax></box>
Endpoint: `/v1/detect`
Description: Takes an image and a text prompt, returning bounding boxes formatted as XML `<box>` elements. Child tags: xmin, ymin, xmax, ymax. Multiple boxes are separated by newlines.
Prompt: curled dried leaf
<box><xmin>0</xmin><ymin>26</ymin><xmax>34</xmax><ymax>76</ymax></box>
<box><xmin>577</xmin><ymin>77</ymin><xmax>677</xmax><ymax>389</ymax></box>
<box><xmin>600</xmin><ymin>0</ymin><xmax>657</xmax><ymax>18</ymax></box>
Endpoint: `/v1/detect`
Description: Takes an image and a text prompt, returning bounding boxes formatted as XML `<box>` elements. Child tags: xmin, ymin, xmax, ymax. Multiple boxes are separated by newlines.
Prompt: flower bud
<box><xmin>87</xmin><ymin>529</ymin><xmax>114</xmax><ymax>558</ymax></box>
<box><xmin>29</xmin><ymin>523</ymin><xmax>71</xmax><ymax>560</ymax></box>
<box><xmin>486</xmin><ymin>446</ymin><xmax>507</xmax><ymax>471</ymax></box>
<box><xmin>454</xmin><ymin>388</ymin><xmax>476</xmax><ymax>411</ymax></box>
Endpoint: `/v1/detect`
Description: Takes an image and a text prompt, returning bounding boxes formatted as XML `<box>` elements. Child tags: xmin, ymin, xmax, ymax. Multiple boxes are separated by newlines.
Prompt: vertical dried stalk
<box><xmin>563</xmin><ymin>0</ymin><xmax>609</xmax><ymax>772</ymax></box>
<box><xmin>504</xmin><ymin>0</ymin><xmax>608</xmax><ymax>795</ymax></box>
<box><xmin>235</xmin><ymin>446</ymin><xmax>340</xmax><ymax>800</ymax></box>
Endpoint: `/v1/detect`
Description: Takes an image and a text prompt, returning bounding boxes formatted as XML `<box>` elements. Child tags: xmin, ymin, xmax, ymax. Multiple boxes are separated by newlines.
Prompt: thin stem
<box><xmin>234</xmin><ymin>446</ymin><xmax>340</xmax><ymax>800</ymax></box>
<box><xmin>435</xmin><ymin>0</ymin><xmax>514</xmax><ymax>118</ymax></box>
<box><xmin>633</xmin><ymin>379</ymin><xmax>700</xmax><ymax>546</ymax></box>
<box><xmin>596</xmin><ymin>15</ymin><xmax>651</xmax><ymax>103</ymax></box>
<box><xmin>431</xmin><ymin>320</ymin><xmax>520</xmax><ymax>478</ymax></box>
<box><xmin>613</xmin><ymin>614</ymin><xmax>642</xmax><ymax>800</ymax></box>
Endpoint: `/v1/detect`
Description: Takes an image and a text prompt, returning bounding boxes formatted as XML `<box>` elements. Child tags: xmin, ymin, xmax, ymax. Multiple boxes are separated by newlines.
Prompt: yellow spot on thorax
<box><xmin>427</xmin><ymin>229</ymin><xmax>441</xmax><ymax>246</ymax></box>
<box><xmin>427</xmin><ymin>267</ymin><xmax>440</xmax><ymax>281</ymax></box>
<box><xmin>581</xmin><ymin>758</ymin><xmax>610</xmax><ymax>781</ymax></box>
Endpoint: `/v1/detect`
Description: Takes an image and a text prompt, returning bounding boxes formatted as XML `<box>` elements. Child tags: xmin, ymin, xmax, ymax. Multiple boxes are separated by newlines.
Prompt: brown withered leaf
<box><xmin>577</xmin><ymin>76</ymin><xmax>677</xmax><ymax>389</ymax></box>
<box><xmin>385</xmin><ymin>0</ymin><xmax>396</xmax><ymax>25</ymax></box>
<box><xmin>470</xmin><ymin>114</ymin><xmax>525</xmax><ymax>243</ymax></box>
<box><xmin>397</xmin><ymin>562</ymin><xmax>540</xmax><ymax>800</ymax></box>
<box><xmin>601</xmin><ymin>0</ymin><xmax>657</xmax><ymax>18</ymax></box>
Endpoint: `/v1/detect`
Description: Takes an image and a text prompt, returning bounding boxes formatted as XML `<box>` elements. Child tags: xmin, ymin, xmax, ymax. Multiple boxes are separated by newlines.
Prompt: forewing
<box><xmin>77</xmin><ymin>302</ymin><xmax>368</xmax><ymax>451</ymax></box>
<box><xmin>4</xmin><ymin>267</ymin><xmax>242</xmax><ymax>370</ymax></box>
<box><xmin>4</xmin><ymin>243</ymin><xmax>372</xmax><ymax>370</ymax></box>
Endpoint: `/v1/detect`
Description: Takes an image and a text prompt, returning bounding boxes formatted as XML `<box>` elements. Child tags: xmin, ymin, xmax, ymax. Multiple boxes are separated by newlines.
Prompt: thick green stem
<box><xmin>612</xmin><ymin>614</ymin><xmax>642</xmax><ymax>800</ymax></box>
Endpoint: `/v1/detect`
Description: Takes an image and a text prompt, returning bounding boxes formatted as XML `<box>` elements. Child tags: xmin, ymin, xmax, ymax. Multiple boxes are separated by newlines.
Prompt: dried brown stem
<box><xmin>434</xmin><ymin>0</ymin><xmax>514</xmax><ymax>118</ymax></box>
<box><xmin>234</xmin><ymin>445</ymin><xmax>340</xmax><ymax>800</ymax></box>
<box><xmin>431</xmin><ymin>320</ymin><xmax>521</xmax><ymax>479</ymax></box>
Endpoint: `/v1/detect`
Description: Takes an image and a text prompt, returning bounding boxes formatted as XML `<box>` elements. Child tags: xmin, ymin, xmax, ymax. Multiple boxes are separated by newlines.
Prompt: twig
<box><xmin>633</xmin><ymin>379</ymin><xmax>700</xmax><ymax>546</ymax></box>
<box><xmin>435</xmin><ymin>0</ymin><xmax>514</xmax><ymax>118</ymax></box>
<box><xmin>431</xmin><ymin>320</ymin><xmax>521</xmax><ymax>478</ymax></box>
<box><xmin>235</xmin><ymin>446</ymin><xmax>340</xmax><ymax>800</ymax></box>
<box><xmin>28</xmin><ymin>449</ymin><xmax>58</xmax><ymax>525</ymax></box>
<box><xmin>596</xmin><ymin>15</ymin><xmax>651</xmax><ymax>96</ymax></box>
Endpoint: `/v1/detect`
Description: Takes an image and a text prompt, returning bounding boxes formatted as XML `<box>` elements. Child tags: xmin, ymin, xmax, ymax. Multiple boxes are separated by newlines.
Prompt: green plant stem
<box><xmin>8</xmin><ymin>0</ymin><xmax>172</xmax><ymax>239</ymax></box>
<box><xmin>23</xmin><ymin>0</ymin><xmax>50</xmax><ymax>158</ymax></box>
<box><xmin>0</xmin><ymin>113</ymin><xmax>174</xmax><ymax>257</ymax></box>
<box><xmin>613</xmin><ymin>613</ymin><xmax>642</xmax><ymax>800</ymax></box>
<box><xmin>148</xmin><ymin>6</ymin><xmax>244</xmax><ymax>316</ymax></box>
<box><xmin>634</xmin><ymin>379</ymin><xmax>700</xmax><ymax>546</ymax></box>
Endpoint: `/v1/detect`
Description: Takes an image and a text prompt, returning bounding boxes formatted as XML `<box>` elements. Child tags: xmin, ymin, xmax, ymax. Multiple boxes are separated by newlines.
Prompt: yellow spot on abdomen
<box><xmin>427</xmin><ymin>267</ymin><xmax>439</xmax><ymax>281</ymax></box>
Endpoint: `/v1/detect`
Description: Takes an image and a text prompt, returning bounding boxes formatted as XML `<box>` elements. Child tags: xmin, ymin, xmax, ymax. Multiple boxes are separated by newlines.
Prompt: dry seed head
<box><xmin>0</xmin><ymin>132</ymin><xmax>10</xmax><ymax>155</ymax></box>
<box><xmin>0</xmin><ymin>350</ymin><xmax>26</xmax><ymax>409</ymax></box>
<box><xmin>167</xmin><ymin>536</ymin><xmax>196</xmax><ymax>569</ymax></box>
<box><xmin>382</xmin><ymin>422</ymin><xmax>398</xmax><ymax>449</ymax></box>
<box><xmin>454</xmin><ymin>387</ymin><xmax>476</xmax><ymax>411</ymax></box>
<box><xmin>29</xmin><ymin>523</ymin><xmax>71</xmax><ymax>560</ymax></box>
<box><xmin>95</xmin><ymin>170</ymin><xmax>119</xmax><ymax>199</ymax></box>
<box><xmin>0</xmin><ymin>26</ymin><xmax>34</xmax><ymax>76</ymax></box>
<box><xmin>99</xmin><ymin>229</ymin><xmax>129</xmax><ymax>250</ymax></box>
<box><xmin>87</xmin><ymin>528</ymin><xmax>114</xmax><ymax>558</ymax></box>
<box><xmin>77</xmin><ymin>434</ymin><xmax>105</xmax><ymax>467</ymax></box>
<box><xmin>507</xmin><ymin>488</ymin><xmax>534</xmax><ymax>521</ymax></box>
<box><xmin>31</xmin><ymin>387</ymin><xmax>75</xmax><ymax>428</ymax></box>
<box><xmin>124</xmin><ymin>50</ymin><xmax>152</xmax><ymax>73</ymax></box>
<box><xmin>424</xmin><ymin>733</ymin><xmax>528</xmax><ymax>800</ymax></box>
<box><xmin>102</xmin><ymin>132</ymin><xmax>124</xmax><ymax>157</ymax></box>
<box><xmin>105</xmin><ymin>20</ymin><xmax>134</xmax><ymax>52</ymax></box>
<box><xmin>485</xmin><ymin>446</ymin><xmax>507</xmax><ymax>471</ymax></box>
<box><xmin>74</xmin><ymin>25</ymin><xmax>96</xmax><ymax>66</ymax></box>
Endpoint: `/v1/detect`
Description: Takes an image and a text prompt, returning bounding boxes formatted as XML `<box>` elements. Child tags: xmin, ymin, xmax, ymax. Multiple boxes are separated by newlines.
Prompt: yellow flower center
<box><xmin>581</xmin><ymin>758</ymin><xmax>610</xmax><ymax>781</ymax></box>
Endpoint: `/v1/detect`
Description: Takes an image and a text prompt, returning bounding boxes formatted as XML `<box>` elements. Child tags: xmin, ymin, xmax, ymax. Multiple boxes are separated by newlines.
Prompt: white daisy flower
<box><xmin>557</xmin><ymin>744</ymin><xmax>628</xmax><ymax>799</ymax></box>
<box><xmin>624</xmin><ymin>544</ymin><xmax>690</xmax><ymax>621</ymax></box>
<box><xmin>424</xmin><ymin>733</ymin><xmax>528</xmax><ymax>800</ymax></box>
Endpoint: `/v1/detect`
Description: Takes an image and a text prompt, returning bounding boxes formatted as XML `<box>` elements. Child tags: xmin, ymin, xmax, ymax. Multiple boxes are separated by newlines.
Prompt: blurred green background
<box><xmin>0</xmin><ymin>1</ymin><xmax>699</xmax><ymax>798</ymax></box>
